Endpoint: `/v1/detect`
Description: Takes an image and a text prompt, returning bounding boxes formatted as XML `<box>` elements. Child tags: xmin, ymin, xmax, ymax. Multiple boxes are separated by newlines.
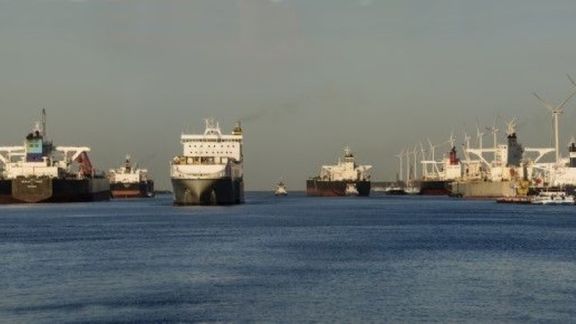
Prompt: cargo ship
<box><xmin>108</xmin><ymin>155</ymin><xmax>154</xmax><ymax>198</ymax></box>
<box><xmin>306</xmin><ymin>147</ymin><xmax>372</xmax><ymax>196</ymax></box>
<box><xmin>0</xmin><ymin>110</ymin><xmax>110</xmax><ymax>204</ymax></box>
<box><xmin>452</xmin><ymin>119</ymin><xmax>535</xmax><ymax>199</ymax></box>
<box><xmin>170</xmin><ymin>119</ymin><xmax>244</xmax><ymax>205</ymax></box>
<box><xmin>419</xmin><ymin>145</ymin><xmax>461</xmax><ymax>195</ymax></box>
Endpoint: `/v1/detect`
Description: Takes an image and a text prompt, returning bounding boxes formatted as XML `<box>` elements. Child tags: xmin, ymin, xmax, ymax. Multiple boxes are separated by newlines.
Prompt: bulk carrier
<box><xmin>307</xmin><ymin>147</ymin><xmax>372</xmax><ymax>196</ymax></box>
<box><xmin>451</xmin><ymin>120</ymin><xmax>531</xmax><ymax>199</ymax></box>
<box><xmin>419</xmin><ymin>145</ymin><xmax>461</xmax><ymax>195</ymax></box>
<box><xmin>0</xmin><ymin>110</ymin><xmax>110</xmax><ymax>204</ymax></box>
<box><xmin>170</xmin><ymin>119</ymin><xmax>244</xmax><ymax>205</ymax></box>
<box><xmin>108</xmin><ymin>155</ymin><xmax>154</xmax><ymax>198</ymax></box>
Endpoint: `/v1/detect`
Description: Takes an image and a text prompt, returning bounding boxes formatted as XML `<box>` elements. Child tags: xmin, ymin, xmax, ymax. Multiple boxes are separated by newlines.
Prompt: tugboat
<box><xmin>274</xmin><ymin>179</ymin><xmax>288</xmax><ymax>196</ymax></box>
<box><xmin>306</xmin><ymin>147</ymin><xmax>372</xmax><ymax>197</ymax></box>
<box><xmin>531</xmin><ymin>189</ymin><xmax>575</xmax><ymax>205</ymax></box>
<box><xmin>0</xmin><ymin>110</ymin><xmax>110</xmax><ymax>204</ymax></box>
<box><xmin>108</xmin><ymin>155</ymin><xmax>155</xmax><ymax>198</ymax></box>
<box><xmin>345</xmin><ymin>183</ymin><xmax>360</xmax><ymax>196</ymax></box>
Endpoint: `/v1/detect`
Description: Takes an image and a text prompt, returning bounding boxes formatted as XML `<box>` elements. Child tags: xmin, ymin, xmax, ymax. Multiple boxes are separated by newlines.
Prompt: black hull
<box><xmin>306</xmin><ymin>180</ymin><xmax>370</xmax><ymax>197</ymax></box>
<box><xmin>110</xmin><ymin>180</ymin><xmax>155</xmax><ymax>198</ymax></box>
<box><xmin>171</xmin><ymin>178</ymin><xmax>244</xmax><ymax>205</ymax></box>
<box><xmin>0</xmin><ymin>177</ymin><xmax>110</xmax><ymax>204</ymax></box>
<box><xmin>419</xmin><ymin>180</ymin><xmax>452</xmax><ymax>195</ymax></box>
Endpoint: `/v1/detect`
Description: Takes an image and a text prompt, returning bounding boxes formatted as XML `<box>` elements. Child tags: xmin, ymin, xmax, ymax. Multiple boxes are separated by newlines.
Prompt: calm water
<box><xmin>1</xmin><ymin>193</ymin><xmax>576</xmax><ymax>323</ymax></box>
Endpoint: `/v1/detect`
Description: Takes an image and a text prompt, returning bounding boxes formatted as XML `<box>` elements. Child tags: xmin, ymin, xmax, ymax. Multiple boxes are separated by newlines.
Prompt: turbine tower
<box><xmin>395</xmin><ymin>150</ymin><xmax>404</xmax><ymax>182</ymax></box>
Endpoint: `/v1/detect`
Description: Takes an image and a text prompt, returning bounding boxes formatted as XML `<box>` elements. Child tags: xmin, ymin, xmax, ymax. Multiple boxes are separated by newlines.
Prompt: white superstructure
<box><xmin>274</xmin><ymin>180</ymin><xmax>288</xmax><ymax>196</ymax></box>
<box><xmin>0</xmin><ymin>121</ymin><xmax>94</xmax><ymax>180</ymax></box>
<box><xmin>319</xmin><ymin>147</ymin><xmax>372</xmax><ymax>181</ymax></box>
<box><xmin>108</xmin><ymin>155</ymin><xmax>150</xmax><ymax>184</ymax></box>
<box><xmin>170</xmin><ymin>119</ymin><xmax>243</xmax><ymax>181</ymax></box>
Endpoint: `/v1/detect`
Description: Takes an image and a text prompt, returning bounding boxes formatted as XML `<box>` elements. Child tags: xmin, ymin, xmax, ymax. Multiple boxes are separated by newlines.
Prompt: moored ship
<box><xmin>452</xmin><ymin>119</ymin><xmax>536</xmax><ymax>199</ymax></box>
<box><xmin>0</xmin><ymin>110</ymin><xmax>110</xmax><ymax>204</ymax></box>
<box><xmin>108</xmin><ymin>155</ymin><xmax>154</xmax><ymax>198</ymax></box>
<box><xmin>170</xmin><ymin>119</ymin><xmax>244</xmax><ymax>205</ymax></box>
<box><xmin>306</xmin><ymin>147</ymin><xmax>372</xmax><ymax>197</ymax></box>
<box><xmin>420</xmin><ymin>145</ymin><xmax>461</xmax><ymax>195</ymax></box>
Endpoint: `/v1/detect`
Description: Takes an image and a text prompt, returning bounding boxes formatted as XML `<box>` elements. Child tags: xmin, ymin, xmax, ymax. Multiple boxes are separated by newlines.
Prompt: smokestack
<box><xmin>506</xmin><ymin>132</ymin><xmax>523</xmax><ymax>167</ymax></box>
<box><xmin>569</xmin><ymin>140</ymin><xmax>576</xmax><ymax>168</ymax></box>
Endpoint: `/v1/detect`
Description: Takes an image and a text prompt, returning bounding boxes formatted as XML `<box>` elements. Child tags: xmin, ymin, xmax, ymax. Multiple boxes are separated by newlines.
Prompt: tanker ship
<box><xmin>170</xmin><ymin>119</ymin><xmax>244</xmax><ymax>205</ymax></box>
<box><xmin>0</xmin><ymin>110</ymin><xmax>110</xmax><ymax>204</ymax></box>
<box><xmin>108</xmin><ymin>155</ymin><xmax>154</xmax><ymax>198</ymax></box>
<box><xmin>306</xmin><ymin>147</ymin><xmax>372</xmax><ymax>196</ymax></box>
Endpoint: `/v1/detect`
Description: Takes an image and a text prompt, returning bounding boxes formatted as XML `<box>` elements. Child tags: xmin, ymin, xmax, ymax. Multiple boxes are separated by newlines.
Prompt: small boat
<box><xmin>531</xmin><ymin>190</ymin><xmax>575</xmax><ymax>205</ymax></box>
<box><xmin>384</xmin><ymin>186</ymin><xmax>406</xmax><ymax>195</ymax></box>
<box><xmin>404</xmin><ymin>185</ymin><xmax>420</xmax><ymax>195</ymax></box>
<box><xmin>274</xmin><ymin>181</ymin><xmax>288</xmax><ymax>196</ymax></box>
<box><xmin>345</xmin><ymin>183</ymin><xmax>359</xmax><ymax>196</ymax></box>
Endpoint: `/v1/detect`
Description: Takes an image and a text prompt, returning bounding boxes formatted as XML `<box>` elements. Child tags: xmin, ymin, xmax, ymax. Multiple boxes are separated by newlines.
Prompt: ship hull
<box><xmin>171</xmin><ymin>177</ymin><xmax>244</xmax><ymax>205</ymax></box>
<box><xmin>0</xmin><ymin>177</ymin><xmax>110</xmax><ymax>204</ymax></box>
<box><xmin>451</xmin><ymin>181</ymin><xmax>517</xmax><ymax>199</ymax></box>
<box><xmin>306</xmin><ymin>180</ymin><xmax>370</xmax><ymax>197</ymax></box>
<box><xmin>110</xmin><ymin>180</ymin><xmax>155</xmax><ymax>198</ymax></box>
<box><xmin>419</xmin><ymin>180</ymin><xmax>452</xmax><ymax>195</ymax></box>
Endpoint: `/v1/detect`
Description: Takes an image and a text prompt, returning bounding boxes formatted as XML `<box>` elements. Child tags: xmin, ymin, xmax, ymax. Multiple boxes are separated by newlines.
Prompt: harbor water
<box><xmin>2</xmin><ymin>193</ymin><xmax>576</xmax><ymax>322</ymax></box>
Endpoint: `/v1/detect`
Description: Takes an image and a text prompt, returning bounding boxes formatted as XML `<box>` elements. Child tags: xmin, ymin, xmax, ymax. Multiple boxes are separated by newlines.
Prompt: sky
<box><xmin>1</xmin><ymin>0</ymin><xmax>576</xmax><ymax>190</ymax></box>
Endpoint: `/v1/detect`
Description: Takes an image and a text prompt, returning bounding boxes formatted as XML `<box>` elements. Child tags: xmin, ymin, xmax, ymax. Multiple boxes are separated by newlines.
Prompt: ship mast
<box><xmin>419</xmin><ymin>142</ymin><xmax>427</xmax><ymax>178</ymax></box>
<box><xmin>42</xmin><ymin>108</ymin><xmax>47</xmax><ymax>138</ymax></box>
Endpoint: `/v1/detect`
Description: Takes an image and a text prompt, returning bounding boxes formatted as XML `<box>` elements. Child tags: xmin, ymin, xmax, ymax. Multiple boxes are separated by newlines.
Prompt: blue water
<box><xmin>1</xmin><ymin>193</ymin><xmax>576</xmax><ymax>323</ymax></box>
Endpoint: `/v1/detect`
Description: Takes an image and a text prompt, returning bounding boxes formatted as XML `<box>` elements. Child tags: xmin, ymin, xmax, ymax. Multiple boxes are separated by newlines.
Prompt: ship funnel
<box><xmin>506</xmin><ymin>129</ymin><xmax>523</xmax><ymax>167</ymax></box>
<box><xmin>233</xmin><ymin>121</ymin><xmax>243</xmax><ymax>135</ymax></box>
<box><xmin>569</xmin><ymin>138</ymin><xmax>576</xmax><ymax>168</ymax></box>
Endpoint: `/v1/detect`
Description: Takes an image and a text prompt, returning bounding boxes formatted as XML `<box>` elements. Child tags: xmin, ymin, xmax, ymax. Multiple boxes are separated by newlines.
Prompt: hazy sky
<box><xmin>1</xmin><ymin>0</ymin><xmax>576</xmax><ymax>190</ymax></box>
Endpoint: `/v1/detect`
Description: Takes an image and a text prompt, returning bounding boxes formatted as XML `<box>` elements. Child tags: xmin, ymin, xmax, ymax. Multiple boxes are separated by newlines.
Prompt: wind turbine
<box><xmin>395</xmin><ymin>149</ymin><xmax>404</xmax><ymax>182</ymax></box>
<box><xmin>533</xmin><ymin>87</ymin><xmax>576</xmax><ymax>164</ymax></box>
<box><xmin>463</xmin><ymin>131</ymin><xmax>471</xmax><ymax>150</ymax></box>
<box><xmin>427</xmin><ymin>138</ymin><xmax>440</xmax><ymax>176</ymax></box>
<box><xmin>462</xmin><ymin>131</ymin><xmax>472</xmax><ymax>162</ymax></box>
<box><xmin>447</xmin><ymin>131</ymin><xmax>456</xmax><ymax>149</ymax></box>
<box><xmin>419</xmin><ymin>142</ymin><xmax>427</xmax><ymax>178</ymax></box>
<box><xmin>412</xmin><ymin>145</ymin><xmax>419</xmax><ymax>180</ymax></box>
<box><xmin>427</xmin><ymin>138</ymin><xmax>436</xmax><ymax>162</ymax></box>
<box><xmin>405</xmin><ymin>148</ymin><xmax>410</xmax><ymax>183</ymax></box>
<box><xmin>567</xmin><ymin>74</ymin><xmax>576</xmax><ymax>88</ymax></box>
<box><xmin>505</xmin><ymin>117</ymin><xmax>518</xmax><ymax>137</ymax></box>
<box><xmin>486</xmin><ymin>116</ymin><xmax>499</xmax><ymax>151</ymax></box>
<box><xmin>475</xmin><ymin>119</ymin><xmax>485</xmax><ymax>152</ymax></box>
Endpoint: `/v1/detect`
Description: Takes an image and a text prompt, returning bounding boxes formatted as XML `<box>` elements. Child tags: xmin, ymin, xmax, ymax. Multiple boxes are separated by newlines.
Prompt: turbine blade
<box><xmin>568</xmin><ymin>74</ymin><xmax>576</xmax><ymax>87</ymax></box>
<box><xmin>532</xmin><ymin>92</ymin><xmax>555</xmax><ymax>112</ymax></box>
<box><xmin>556</xmin><ymin>88</ymin><xmax>576</xmax><ymax>111</ymax></box>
